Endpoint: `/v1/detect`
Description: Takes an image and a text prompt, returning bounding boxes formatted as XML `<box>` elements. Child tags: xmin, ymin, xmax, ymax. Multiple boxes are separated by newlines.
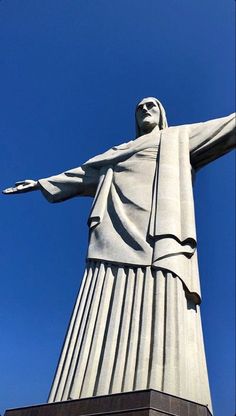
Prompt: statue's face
<box><xmin>136</xmin><ymin>98</ymin><xmax>160</xmax><ymax>133</ymax></box>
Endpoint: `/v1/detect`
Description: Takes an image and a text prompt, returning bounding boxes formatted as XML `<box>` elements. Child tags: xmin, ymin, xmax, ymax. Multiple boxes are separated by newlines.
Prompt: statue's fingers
<box><xmin>2</xmin><ymin>187</ymin><xmax>17</xmax><ymax>194</ymax></box>
<box><xmin>15</xmin><ymin>181</ymin><xmax>27</xmax><ymax>186</ymax></box>
<box><xmin>17</xmin><ymin>184</ymin><xmax>29</xmax><ymax>190</ymax></box>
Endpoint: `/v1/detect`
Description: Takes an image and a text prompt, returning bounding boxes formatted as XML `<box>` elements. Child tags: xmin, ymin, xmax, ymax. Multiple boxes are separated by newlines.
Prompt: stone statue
<box><xmin>3</xmin><ymin>98</ymin><xmax>235</xmax><ymax>413</ymax></box>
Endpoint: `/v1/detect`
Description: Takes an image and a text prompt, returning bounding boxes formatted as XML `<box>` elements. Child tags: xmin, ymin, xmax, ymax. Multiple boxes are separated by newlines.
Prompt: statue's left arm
<box><xmin>189</xmin><ymin>113</ymin><xmax>235</xmax><ymax>170</ymax></box>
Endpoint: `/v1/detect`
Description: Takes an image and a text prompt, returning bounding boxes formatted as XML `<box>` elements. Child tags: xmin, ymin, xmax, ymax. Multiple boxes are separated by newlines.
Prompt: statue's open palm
<box><xmin>3</xmin><ymin>180</ymin><xmax>38</xmax><ymax>194</ymax></box>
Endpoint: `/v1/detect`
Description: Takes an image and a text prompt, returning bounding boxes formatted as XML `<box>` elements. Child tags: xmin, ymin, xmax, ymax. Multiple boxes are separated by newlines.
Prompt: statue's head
<box><xmin>135</xmin><ymin>97</ymin><xmax>168</xmax><ymax>137</ymax></box>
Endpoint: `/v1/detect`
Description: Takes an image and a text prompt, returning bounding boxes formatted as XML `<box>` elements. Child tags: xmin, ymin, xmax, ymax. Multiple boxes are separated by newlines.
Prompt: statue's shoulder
<box><xmin>112</xmin><ymin>140</ymin><xmax>133</xmax><ymax>150</ymax></box>
<box><xmin>84</xmin><ymin>139</ymin><xmax>133</xmax><ymax>167</ymax></box>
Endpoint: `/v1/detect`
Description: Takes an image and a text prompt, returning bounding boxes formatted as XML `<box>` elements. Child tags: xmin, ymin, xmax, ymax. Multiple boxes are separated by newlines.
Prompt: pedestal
<box><xmin>4</xmin><ymin>389</ymin><xmax>212</xmax><ymax>416</ymax></box>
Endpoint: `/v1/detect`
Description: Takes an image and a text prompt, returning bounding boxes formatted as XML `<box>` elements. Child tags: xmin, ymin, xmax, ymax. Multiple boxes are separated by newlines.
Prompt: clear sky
<box><xmin>0</xmin><ymin>1</ymin><xmax>235</xmax><ymax>415</ymax></box>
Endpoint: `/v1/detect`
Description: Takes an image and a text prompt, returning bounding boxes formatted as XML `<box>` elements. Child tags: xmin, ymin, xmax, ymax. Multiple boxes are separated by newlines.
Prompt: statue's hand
<box><xmin>2</xmin><ymin>180</ymin><xmax>39</xmax><ymax>195</ymax></box>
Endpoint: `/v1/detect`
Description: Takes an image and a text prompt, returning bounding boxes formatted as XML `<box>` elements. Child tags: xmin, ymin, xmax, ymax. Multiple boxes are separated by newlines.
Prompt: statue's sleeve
<box><xmin>38</xmin><ymin>165</ymin><xmax>100</xmax><ymax>203</ymax></box>
<box><xmin>189</xmin><ymin>113</ymin><xmax>235</xmax><ymax>170</ymax></box>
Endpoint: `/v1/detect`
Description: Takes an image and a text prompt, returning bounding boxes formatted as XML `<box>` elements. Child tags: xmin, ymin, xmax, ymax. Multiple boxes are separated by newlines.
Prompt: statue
<box><xmin>3</xmin><ymin>98</ymin><xmax>235</xmax><ymax>413</ymax></box>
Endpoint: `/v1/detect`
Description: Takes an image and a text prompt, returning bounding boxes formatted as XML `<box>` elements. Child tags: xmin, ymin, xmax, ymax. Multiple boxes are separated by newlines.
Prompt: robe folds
<box><xmin>39</xmin><ymin>113</ymin><xmax>235</xmax><ymax>302</ymax></box>
<box><xmin>38</xmin><ymin>113</ymin><xmax>235</xmax><ymax>411</ymax></box>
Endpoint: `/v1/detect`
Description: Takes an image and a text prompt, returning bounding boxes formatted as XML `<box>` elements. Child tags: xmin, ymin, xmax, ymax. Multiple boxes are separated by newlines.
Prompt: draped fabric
<box><xmin>39</xmin><ymin>113</ymin><xmax>235</xmax><ymax>302</ymax></box>
<box><xmin>48</xmin><ymin>261</ymin><xmax>212</xmax><ymax>411</ymax></box>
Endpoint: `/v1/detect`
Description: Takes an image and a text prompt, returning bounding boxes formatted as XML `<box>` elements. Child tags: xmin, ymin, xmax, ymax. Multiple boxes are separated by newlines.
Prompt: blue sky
<box><xmin>0</xmin><ymin>1</ymin><xmax>235</xmax><ymax>415</ymax></box>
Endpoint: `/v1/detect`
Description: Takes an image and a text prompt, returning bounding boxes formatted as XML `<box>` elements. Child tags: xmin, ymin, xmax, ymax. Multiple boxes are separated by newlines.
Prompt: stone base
<box><xmin>4</xmin><ymin>389</ymin><xmax>212</xmax><ymax>416</ymax></box>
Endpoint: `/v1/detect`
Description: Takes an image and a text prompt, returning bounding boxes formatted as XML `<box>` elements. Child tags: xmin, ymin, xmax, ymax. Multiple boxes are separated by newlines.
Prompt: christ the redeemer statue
<box><xmin>3</xmin><ymin>98</ymin><xmax>235</xmax><ymax>414</ymax></box>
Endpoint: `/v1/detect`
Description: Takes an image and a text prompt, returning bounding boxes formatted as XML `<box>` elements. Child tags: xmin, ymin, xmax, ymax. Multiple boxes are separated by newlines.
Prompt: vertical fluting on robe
<box><xmin>48</xmin><ymin>261</ymin><xmax>212</xmax><ymax>413</ymax></box>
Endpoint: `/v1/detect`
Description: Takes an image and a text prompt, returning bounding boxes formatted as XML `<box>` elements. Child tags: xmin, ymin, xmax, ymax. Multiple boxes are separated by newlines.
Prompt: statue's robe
<box><xmin>39</xmin><ymin>114</ymin><xmax>235</xmax><ymax>412</ymax></box>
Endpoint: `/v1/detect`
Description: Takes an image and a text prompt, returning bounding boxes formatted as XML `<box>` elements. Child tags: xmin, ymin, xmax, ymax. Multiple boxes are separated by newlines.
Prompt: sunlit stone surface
<box><xmin>4</xmin><ymin>98</ymin><xmax>235</xmax><ymax>414</ymax></box>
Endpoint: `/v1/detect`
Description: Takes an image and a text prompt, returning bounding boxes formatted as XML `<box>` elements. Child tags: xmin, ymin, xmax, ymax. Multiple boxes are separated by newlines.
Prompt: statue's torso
<box><xmin>87</xmin><ymin>146</ymin><xmax>159</xmax><ymax>266</ymax></box>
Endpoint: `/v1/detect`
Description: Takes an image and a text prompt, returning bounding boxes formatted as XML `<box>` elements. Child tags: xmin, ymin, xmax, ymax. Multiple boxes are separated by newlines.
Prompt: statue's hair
<box><xmin>135</xmin><ymin>97</ymin><xmax>168</xmax><ymax>137</ymax></box>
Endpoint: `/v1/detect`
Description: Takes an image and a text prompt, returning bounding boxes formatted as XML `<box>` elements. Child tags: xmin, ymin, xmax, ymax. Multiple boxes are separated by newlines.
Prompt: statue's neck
<box><xmin>137</xmin><ymin>124</ymin><xmax>160</xmax><ymax>138</ymax></box>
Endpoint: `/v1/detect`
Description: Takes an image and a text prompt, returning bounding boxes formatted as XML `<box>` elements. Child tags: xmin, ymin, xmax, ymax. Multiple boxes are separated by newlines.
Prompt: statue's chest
<box><xmin>114</xmin><ymin>146</ymin><xmax>159</xmax><ymax>175</ymax></box>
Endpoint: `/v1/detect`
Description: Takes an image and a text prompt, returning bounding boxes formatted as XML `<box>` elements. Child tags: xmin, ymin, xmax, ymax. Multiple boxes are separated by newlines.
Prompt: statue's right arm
<box><xmin>3</xmin><ymin>179</ymin><xmax>39</xmax><ymax>195</ymax></box>
<box><xmin>37</xmin><ymin>165</ymin><xmax>100</xmax><ymax>203</ymax></box>
<box><xmin>3</xmin><ymin>165</ymin><xmax>100</xmax><ymax>202</ymax></box>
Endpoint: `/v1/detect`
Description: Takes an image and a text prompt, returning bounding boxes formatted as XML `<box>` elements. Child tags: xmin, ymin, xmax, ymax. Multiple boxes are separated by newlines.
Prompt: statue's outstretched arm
<box><xmin>3</xmin><ymin>164</ymin><xmax>100</xmax><ymax>202</ymax></box>
<box><xmin>3</xmin><ymin>179</ymin><xmax>39</xmax><ymax>195</ymax></box>
<box><xmin>189</xmin><ymin>113</ymin><xmax>235</xmax><ymax>170</ymax></box>
<box><xmin>38</xmin><ymin>165</ymin><xmax>100</xmax><ymax>203</ymax></box>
